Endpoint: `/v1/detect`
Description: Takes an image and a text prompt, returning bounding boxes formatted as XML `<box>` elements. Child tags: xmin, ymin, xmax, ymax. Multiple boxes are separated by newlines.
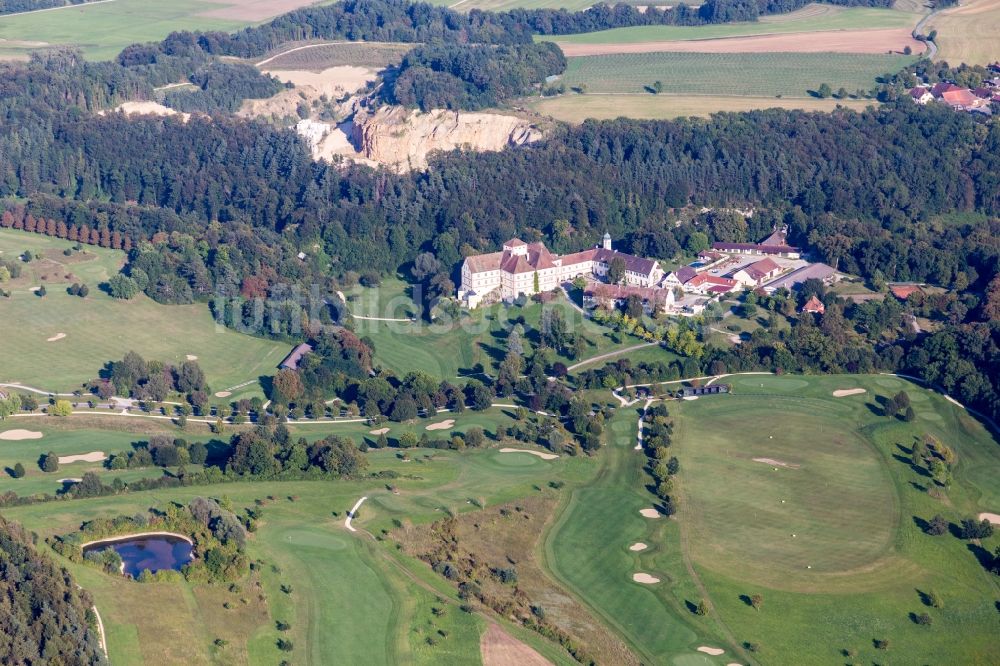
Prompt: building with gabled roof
<box><xmin>802</xmin><ymin>295</ymin><xmax>825</xmax><ymax>314</ymax></box>
<box><xmin>458</xmin><ymin>234</ymin><xmax>664</xmax><ymax>308</ymax></box>
<box><xmin>280</xmin><ymin>343</ymin><xmax>313</xmax><ymax>370</ymax></box>
<box><xmin>730</xmin><ymin>257</ymin><xmax>783</xmax><ymax>287</ymax></box>
<box><xmin>711</xmin><ymin>242</ymin><xmax>801</xmax><ymax>259</ymax></box>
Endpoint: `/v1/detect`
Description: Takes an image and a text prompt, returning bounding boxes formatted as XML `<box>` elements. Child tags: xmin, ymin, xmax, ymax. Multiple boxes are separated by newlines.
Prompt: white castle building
<box><xmin>458</xmin><ymin>233</ymin><xmax>664</xmax><ymax>308</ymax></box>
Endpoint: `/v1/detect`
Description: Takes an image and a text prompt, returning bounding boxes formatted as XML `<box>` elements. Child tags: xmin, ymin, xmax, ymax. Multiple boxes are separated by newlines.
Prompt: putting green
<box><xmin>490</xmin><ymin>452</ymin><xmax>546</xmax><ymax>467</ymax></box>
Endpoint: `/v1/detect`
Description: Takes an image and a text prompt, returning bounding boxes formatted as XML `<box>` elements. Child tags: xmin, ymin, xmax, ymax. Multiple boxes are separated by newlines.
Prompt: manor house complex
<box><xmin>458</xmin><ymin>233</ymin><xmax>663</xmax><ymax>308</ymax></box>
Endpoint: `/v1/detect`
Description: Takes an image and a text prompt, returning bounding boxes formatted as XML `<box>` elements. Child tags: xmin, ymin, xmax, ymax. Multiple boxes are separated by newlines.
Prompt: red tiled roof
<box><xmin>890</xmin><ymin>284</ymin><xmax>923</xmax><ymax>300</ymax></box>
<box><xmin>909</xmin><ymin>87</ymin><xmax>930</xmax><ymax>98</ymax></box>
<box><xmin>687</xmin><ymin>274</ymin><xmax>737</xmax><ymax>290</ymax></box>
<box><xmin>676</xmin><ymin>266</ymin><xmax>698</xmax><ymax>283</ymax></box>
<box><xmin>592</xmin><ymin>248</ymin><xmax>659</xmax><ymax>276</ymax></box>
<box><xmin>931</xmin><ymin>82</ymin><xmax>963</xmax><ymax>97</ymax></box>
<box><xmin>973</xmin><ymin>87</ymin><xmax>993</xmax><ymax>99</ymax></box>
<box><xmin>941</xmin><ymin>89</ymin><xmax>979</xmax><ymax>107</ymax></box>
<box><xmin>749</xmin><ymin>257</ymin><xmax>781</xmax><ymax>274</ymax></box>
<box><xmin>802</xmin><ymin>295</ymin><xmax>825</xmax><ymax>313</ymax></box>
<box><xmin>504</xmin><ymin>238</ymin><xmax>526</xmax><ymax>247</ymax></box>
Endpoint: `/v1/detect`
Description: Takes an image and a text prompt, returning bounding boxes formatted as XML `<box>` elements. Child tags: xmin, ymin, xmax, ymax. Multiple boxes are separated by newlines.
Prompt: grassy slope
<box><xmin>538</xmin><ymin>6</ymin><xmax>918</xmax><ymax>44</ymax></box>
<box><xmin>259</xmin><ymin>41</ymin><xmax>414</xmax><ymax>70</ymax></box>
<box><xmin>556</xmin><ymin>52</ymin><xmax>917</xmax><ymax>97</ymax></box>
<box><xmin>528</xmin><ymin>94</ymin><xmax>875</xmax><ymax>122</ymax></box>
<box><xmin>346</xmin><ymin>278</ymin><xmax>669</xmax><ymax>379</ymax></box>
<box><xmin>671</xmin><ymin>374</ymin><xmax>1000</xmax><ymax>664</ymax></box>
<box><xmin>2</xmin><ymin>447</ymin><xmax>595</xmax><ymax>664</ymax></box>
<box><xmin>540</xmin><ymin>375</ymin><xmax>999</xmax><ymax>664</ymax></box>
<box><xmin>0</xmin><ymin>229</ymin><xmax>288</xmax><ymax>394</ymax></box>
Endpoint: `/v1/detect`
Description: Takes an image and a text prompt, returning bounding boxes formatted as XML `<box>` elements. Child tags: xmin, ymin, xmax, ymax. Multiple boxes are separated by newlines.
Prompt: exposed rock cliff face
<box><xmin>301</xmin><ymin>104</ymin><xmax>544</xmax><ymax>171</ymax></box>
<box><xmin>349</xmin><ymin>106</ymin><xmax>542</xmax><ymax>170</ymax></box>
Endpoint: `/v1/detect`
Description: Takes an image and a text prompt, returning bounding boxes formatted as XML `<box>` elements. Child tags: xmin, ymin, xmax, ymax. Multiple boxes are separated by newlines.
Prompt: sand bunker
<box><xmin>640</xmin><ymin>508</ymin><xmax>661</xmax><ymax>518</ymax></box>
<box><xmin>369</xmin><ymin>427</ymin><xmax>390</xmax><ymax>435</ymax></box>
<box><xmin>185</xmin><ymin>354</ymin><xmax>198</xmax><ymax>361</ymax></box>
<box><xmin>555</xmin><ymin>28</ymin><xmax>924</xmax><ymax>56</ymax></box>
<box><xmin>753</xmin><ymin>457</ymin><xmax>800</xmax><ymax>469</ymax></box>
<box><xmin>629</xmin><ymin>542</ymin><xmax>648</xmax><ymax>551</ymax></box>
<box><xmin>697</xmin><ymin>647</ymin><xmax>725</xmax><ymax>656</ymax></box>
<box><xmin>978</xmin><ymin>513</ymin><xmax>1000</xmax><ymax>525</ymax></box>
<box><xmin>264</xmin><ymin>66</ymin><xmax>377</xmax><ymax>97</ymax></box>
<box><xmin>57</xmin><ymin>478</ymin><xmax>82</xmax><ymax>484</ymax></box>
<box><xmin>46</xmin><ymin>333</ymin><xmax>66</xmax><ymax>342</ymax></box>
<box><xmin>214</xmin><ymin>391</ymin><xmax>232</xmax><ymax>398</ymax></box>
<box><xmin>425</xmin><ymin>419</ymin><xmax>455</xmax><ymax>431</ymax></box>
<box><xmin>832</xmin><ymin>388</ymin><xmax>866</xmax><ymax>397</ymax></box>
<box><xmin>632</xmin><ymin>573</ymin><xmax>660</xmax><ymax>584</ymax></box>
<box><xmin>58</xmin><ymin>451</ymin><xmax>106</xmax><ymax>464</ymax></box>
<box><xmin>682</xmin><ymin>396</ymin><xmax>699</xmax><ymax>401</ymax></box>
<box><xmin>498</xmin><ymin>448</ymin><xmax>559</xmax><ymax>460</ymax></box>
<box><xmin>0</xmin><ymin>429</ymin><xmax>43</xmax><ymax>441</ymax></box>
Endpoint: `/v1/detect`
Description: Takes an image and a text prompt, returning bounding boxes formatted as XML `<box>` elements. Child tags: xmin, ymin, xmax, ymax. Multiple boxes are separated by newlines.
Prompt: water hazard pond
<box><xmin>83</xmin><ymin>534</ymin><xmax>193</xmax><ymax>577</ymax></box>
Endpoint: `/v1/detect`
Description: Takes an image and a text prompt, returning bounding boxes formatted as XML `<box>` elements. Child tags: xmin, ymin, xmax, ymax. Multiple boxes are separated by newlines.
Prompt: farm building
<box><xmin>279</xmin><ymin>343</ymin><xmax>313</xmax><ymax>370</ymax></box>
<box><xmin>583</xmin><ymin>283</ymin><xmax>673</xmax><ymax>315</ymax></box>
<box><xmin>680</xmin><ymin>384</ymin><xmax>730</xmax><ymax>397</ymax></box>
<box><xmin>730</xmin><ymin>258</ymin><xmax>783</xmax><ymax>288</ymax></box>
<box><xmin>762</xmin><ymin>262</ymin><xmax>835</xmax><ymax>293</ymax></box>
<box><xmin>711</xmin><ymin>242</ymin><xmax>801</xmax><ymax>259</ymax></box>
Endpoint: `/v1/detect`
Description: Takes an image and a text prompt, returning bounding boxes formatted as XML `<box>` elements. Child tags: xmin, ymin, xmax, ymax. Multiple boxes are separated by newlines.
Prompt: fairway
<box><xmin>529</xmin><ymin>94</ymin><xmax>875</xmax><ymax>122</ymax></box>
<box><xmin>556</xmin><ymin>52</ymin><xmax>917</xmax><ymax>97</ymax></box>
<box><xmin>539</xmin><ymin>6</ymin><xmax>920</xmax><ymax>45</ymax></box>
<box><xmin>0</xmin><ymin>229</ymin><xmax>289</xmax><ymax>393</ymax></box>
<box><xmin>0</xmin><ymin>0</ymin><xmax>323</xmax><ymax>61</ymax></box>
<box><xmin>674</xmin><ymin>394</ymin><xmax>896</xmax><ymax>588</ymax></box>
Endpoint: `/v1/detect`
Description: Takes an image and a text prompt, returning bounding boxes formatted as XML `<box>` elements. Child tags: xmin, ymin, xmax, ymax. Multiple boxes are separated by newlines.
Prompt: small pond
<box><xmin>83</xmin><ymin>534</ymin><xmax>193</xmax><ymax>578</ymax></box>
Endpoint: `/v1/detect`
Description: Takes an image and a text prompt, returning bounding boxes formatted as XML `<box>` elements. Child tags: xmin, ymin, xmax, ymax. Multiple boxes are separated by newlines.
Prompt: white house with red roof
<box><xmin>458</xmin><ymin>233</ymin><xmax>664</xmax><ymax>308</ymax></box>
<box><xmin>730</xmin><ymin>257</ymin><xmax>783</xmax><ymax>288</ymax></box>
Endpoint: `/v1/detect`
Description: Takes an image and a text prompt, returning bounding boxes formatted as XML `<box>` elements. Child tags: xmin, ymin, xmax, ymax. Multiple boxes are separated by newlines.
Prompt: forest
<box><xmin>0</xmin><ymin>516</ymin><xmax>105</xmax><ymax>663</ymax></box>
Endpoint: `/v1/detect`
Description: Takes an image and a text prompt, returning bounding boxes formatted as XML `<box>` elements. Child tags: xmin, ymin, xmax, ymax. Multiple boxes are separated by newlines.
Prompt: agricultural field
<box><xmin>0</xmin><ymin>0</ymin><xmax>329</xmax><ymax>61</ymax></box>
<box><xmin>0</xmin><ymin>229</ymin><xmax>288</xmax><ymax>394</ymax></box>
<box><xmin>255</xmin><ymin>41</ymin><xmax>414</xmax><ymax>70</ymax></box>
<box><xmin>554</xmin><ymin>52</ymin><xmax>917</xmax><ymax>97</ymax></box>
<box><xmin>539</xmin><ymin>5</ymin><xmax>920</xmax><ymax>45</ymax></box>
<box><xmin>529</xmin><ymin>93</ymin><xmax>874</xmax><ymax>122</ymax></box>
<box><xmin>925</xmin><ymin>0</ymin><xmax>1000</xmax><ymax>65</ymax></box>
<box><xmin>426</xmin><ymin>0</ymin><xmax>595</xmax><ymax>11</ymax></box>
<box><xmin>343</xmin><ymin>278</ymin><xmax>670</xmax><ymax>379</ymax></box>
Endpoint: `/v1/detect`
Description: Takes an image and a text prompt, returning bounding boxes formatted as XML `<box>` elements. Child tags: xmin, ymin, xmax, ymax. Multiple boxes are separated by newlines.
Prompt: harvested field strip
<box><xmin>529</xmin><ymin>94</ymin><xmax>874</xmax><ymax>122</ymax></box>
<box><xmin>925</xmin><ymin>0</ymin><xmax>1000</xmax><ymax>64</ymax></box>
<box><xmin>539</xmin><ymin>6</ymin><xmax>919</xmax><ymax>44</ymax></box>
<box><xmin>554</xmin><ymin>28</ymin><xmax>924</xmax><ymax>56</ymax></box>
<box><xmin>257</xmin><ymin>41</ymin><xmax>414</xmax><ymax>70</ymax></box>
<box><xmin>558</xmin><ymin>52</ymin><xmax>917</xmax><ymax>97</ymax></box>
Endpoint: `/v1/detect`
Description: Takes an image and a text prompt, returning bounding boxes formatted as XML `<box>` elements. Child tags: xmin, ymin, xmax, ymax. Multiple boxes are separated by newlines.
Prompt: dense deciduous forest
<box><xmin>0</xmin><ymin>516</ymin><xmax>105</xmax><ymax>663</ymax></box>
<box><xmin>162</xmin><ymin>63</ymin><xmax>287</xmax><ymax>114</ymax></box>
<box><xmin>385</xmin><ymin>42</ymin><xmax>566</xmax><ymax>110</ymax></box>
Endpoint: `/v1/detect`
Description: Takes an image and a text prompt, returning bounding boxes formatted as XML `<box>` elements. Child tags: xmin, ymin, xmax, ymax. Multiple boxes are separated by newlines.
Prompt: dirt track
<box><xmin>555</xmin><ymin>28</ymin><xmax>925</xmax><ymax>56</ymax></box>
<box><xmin>480</xmin><ymin>623</ymin><xmax>551</xmax><ymax>666</ymax></box>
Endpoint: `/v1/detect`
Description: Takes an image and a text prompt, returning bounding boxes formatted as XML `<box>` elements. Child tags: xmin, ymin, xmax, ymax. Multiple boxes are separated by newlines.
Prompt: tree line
<box><xmin>0</xmin><ymin>0</ymin><xmax>89</xmax><ymax>14</ymax></box>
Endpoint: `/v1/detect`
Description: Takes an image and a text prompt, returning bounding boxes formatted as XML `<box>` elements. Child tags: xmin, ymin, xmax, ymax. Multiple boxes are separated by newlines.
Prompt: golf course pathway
<box><xmin>345</xmin><ymin>496</ymin><xmax>367</xmax><ymax>532</ymax></box>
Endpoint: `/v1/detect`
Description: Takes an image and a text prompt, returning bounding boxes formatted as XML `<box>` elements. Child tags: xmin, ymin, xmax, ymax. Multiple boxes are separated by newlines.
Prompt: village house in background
<box><xmin>458</xmin><ymin>233</ymin><xmax>663</xmax><ymax>308</ymax></box>
<box><xmin>908</xmin><ymin>72</ymin><xmax>999</xmax><ymax>115</ymax></box>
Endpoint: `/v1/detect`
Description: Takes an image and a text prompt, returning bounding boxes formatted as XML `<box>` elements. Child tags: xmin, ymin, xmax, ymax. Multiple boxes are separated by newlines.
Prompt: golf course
<box><xmin>1</xmin><ymin>370</ymin><xmax>996</xmax><ymax>664</ymax></box>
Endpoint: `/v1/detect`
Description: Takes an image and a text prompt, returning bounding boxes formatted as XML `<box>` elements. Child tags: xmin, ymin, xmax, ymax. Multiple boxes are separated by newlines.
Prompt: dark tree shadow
<box><xmin>684</xmin><ymin>600</ymin><xmax>699</xmax><ymax>614</ymax></box>
<box><xmin>912</xmin><ymin>515</ymin><xmax>931</xmax><ymax>532</ymax></box>
<box><xmin>967</xmin><ymin>543</ymin><xmax>994</xmax><ymax>570</ymax></box>
<box><xmin>739</xmin><ymin>594</ymin><xmax>753</xmax><ymax>607</ymax></box>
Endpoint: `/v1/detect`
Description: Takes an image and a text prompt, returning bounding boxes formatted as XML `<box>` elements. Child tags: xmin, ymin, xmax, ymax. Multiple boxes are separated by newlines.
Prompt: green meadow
<box><xmin>539</xmin><ymin>6</ymin><xmax>918</xmax><ymax>45</ymax></box>
<box><xmin>0</xmin><ymin>0</ymin><xmax>245</xmax><ymax>61</ymax></box>
<box><xmin>0</xmin><ymin>229</ymin><xmax>289</xmax><ymax>394</ymax></box>
<box><xmin>344</xmin><ymin>278</ymin><xmax>671</xmax><ymax>379</ymax></box>
<box><xmin>558</xmin><ymin>52</ymin><xmax>917</xmax><ymax>98</ymax></box>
